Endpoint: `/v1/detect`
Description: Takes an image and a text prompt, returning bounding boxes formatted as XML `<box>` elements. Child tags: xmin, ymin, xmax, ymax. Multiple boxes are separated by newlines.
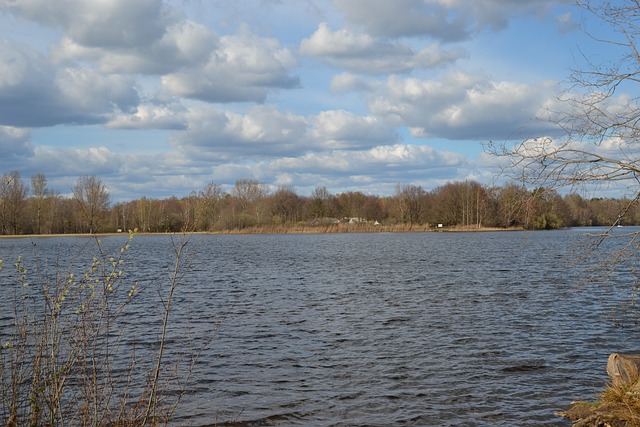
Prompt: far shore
<box><xmin>0</xmin><ymin>225</ymin><xmax>528</xmax><ymax>239</ymax></box>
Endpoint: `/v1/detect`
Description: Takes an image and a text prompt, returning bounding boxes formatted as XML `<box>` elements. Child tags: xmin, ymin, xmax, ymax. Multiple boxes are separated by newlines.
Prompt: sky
<box><xmin>0</xmin><ymin>0</ymin><xmax>626</xmax><ymax>201</ymax></box>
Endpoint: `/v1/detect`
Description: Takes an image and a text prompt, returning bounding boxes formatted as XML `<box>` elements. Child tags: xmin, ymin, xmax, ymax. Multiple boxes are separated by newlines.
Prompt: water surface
<box><xmin>1</xmin><ymin>230</ymin><xmax>638</xmax><ymax>426</ymax></box>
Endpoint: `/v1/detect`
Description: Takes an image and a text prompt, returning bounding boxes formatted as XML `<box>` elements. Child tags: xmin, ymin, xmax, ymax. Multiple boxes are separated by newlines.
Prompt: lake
<box><xmin>1</xmin><ymin>229</ymin><xmax>639</xmax><ymax>426</ymax></box>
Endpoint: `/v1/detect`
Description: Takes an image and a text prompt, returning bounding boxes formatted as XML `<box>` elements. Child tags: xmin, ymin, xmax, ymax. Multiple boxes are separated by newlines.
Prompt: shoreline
<box><xmin>0</xmin><ymin>225</ymin><xmax>527</xmax><ymax>239</ymax></box>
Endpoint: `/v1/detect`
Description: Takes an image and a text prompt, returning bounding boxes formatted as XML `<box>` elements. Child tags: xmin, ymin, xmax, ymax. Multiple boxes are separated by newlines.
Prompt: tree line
<box><xmin>0</xmin><ymin>171</ymin><xmax>636</xmax><ymax>235</ymax></box>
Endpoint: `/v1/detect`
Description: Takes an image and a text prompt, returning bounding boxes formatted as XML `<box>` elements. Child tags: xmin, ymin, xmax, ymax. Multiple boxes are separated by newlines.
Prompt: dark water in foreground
<box><xmin>1</xmin><ymin>229</ymin><xmax>639</xmax><ymax>426</ymax></box>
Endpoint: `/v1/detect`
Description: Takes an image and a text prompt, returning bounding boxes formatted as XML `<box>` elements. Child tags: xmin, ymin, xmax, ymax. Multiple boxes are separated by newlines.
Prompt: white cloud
<box><xmin>330</xmin><ymin>73</ymin><xmax>376</xmax><ymax>93</ymax></box>
<box><xmin>171</xmin><ymin>105</ymin><xmax>309</xmax><ymax>159</ymax></box>
<box><xmin>300</xmin><ymin>23</ymin><xmax>465</xmax><ymax>73</ymax></box>
<box><xmin>260</xmin><ymin>143</ymin><xmax>470</xmax><ymax>195</ymax></box>
<box><xmin>0</xmin><ymin>40</ymin><xmax>139</xmax><ymax>126</ymax></box>
<box><xmin>162</xmin><ymin>27</ymin><xmax>299</xmax><ymax>102</ymax></box>
<box><xmin>310</xmin><ymin>110</ymin><xmax>398</xmax><ymax>149</ymax></box>
<box><xmin>107</xmin><ymin>104</ymin><xmax>187</xmax><ymax>130</ymax></box>
<box><xmin>271</xmin><ymin>143</ymin><xmax>464</xmax><ymax>176</ymax></box>
<box><xmin>334</xmin><ymin>0</ymin><xmax>573</xmax><ymax>40</ymax></box>
<box><xmin>52</xmin><ymin>20</ymin><xmax>218</xmax><ymax>74</ymax></box>
<box><xmin>6</xmin><ymin>1</ymin><xmax>299</xmax><ymax>104</ymax></box>
<box><xmin>0</xmin><ymin>0</ymin><xmax>587</xmax><ymax>201</ymax></box>
<box><xmin>300</xmin><ymin>23</ymin><xmax>380</xmax><ymax>57</ymax></box>
<box><xmin>333</xmin><ymin>0</ymin><xmax>472</xmax><ymax>41</ymax></box>
<box><xmin>2</xmin><ymin>0</ymin><xmax>173</xmax><ymax>49</ymax></box>
<box><xmin>172</xmin><ymin>105</ymin><xmax>402</xmax><ymax>162</ymax></box>
<box><xmin>55</xmin><ymin>68</ymin><xmax>138</xmax><ymax>113</ymax></box>
<box><xmin>0</xmin><ymin>126</ymin><xmax>33</xmax><ymax>161</ymax></box>
<box><xmin>370</xmin><ymin>72</ymin><xmax>562</xmax><ymax>140</ymax></box>
<box><xmin>31</xmin><ymin>146</ymin><xmax>123</xmax><ymax>177</ymax></box>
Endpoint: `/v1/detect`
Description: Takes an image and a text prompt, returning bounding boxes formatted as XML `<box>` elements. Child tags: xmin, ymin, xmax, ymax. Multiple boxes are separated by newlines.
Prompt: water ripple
<box><xmin>1</xmin><ymin>230</ymin><xmax>639</xmax><ymax>426</ymax></box>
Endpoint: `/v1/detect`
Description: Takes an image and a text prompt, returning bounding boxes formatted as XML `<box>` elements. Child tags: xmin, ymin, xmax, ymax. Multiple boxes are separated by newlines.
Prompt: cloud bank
<box><xmin>0</xmin><ymin>0</ymin><xmax>594</xmax><ymax>199</ymax></box>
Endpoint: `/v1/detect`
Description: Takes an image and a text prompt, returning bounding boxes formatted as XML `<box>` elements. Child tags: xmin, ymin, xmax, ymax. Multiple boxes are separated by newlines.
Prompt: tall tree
<box><xmin>494</xmin><ymin>183</ymin><xmax>530</xmax><ymax>228</ymax></box>
<box><xmin>233</xmin><ymin>178</ymin><xmax>268</xmax><ymax>226</ymax></box>
<box><xmin>431</xmin><ymin>181</ymin><xmax>488</xmax><ymax>228</ymax></box>
<box><xmin>0</xmin><ymin>171</ymin><xmax>28</xmax><ymax>235</ymax></box>
<box><xmin>196</xmin><ymin>182</ymin><xmax>224</xmax><ymax>230</ymax></box>
<box><xmin>73</xmin><ymin>176</ymin><xmax>110</xmax><ymax>233</ymax></box>
<box><xmin>270</xmin><ymin>187</ymin><xmax>303</xmax><ymax>225</ymax></box>
<box><xmin>307</xmin><ymin>186</ymin><xmax>333</xmax><ymax>220</ymax></box>
<box><xmin>394</xmin><ymin>184</ymin><xmax>427</xmax><ymax>226</ymax></box>
<box><xmin>31</xmin><ymin>173</ymin><xmax>48</xmax><ymax>234</ymax></box>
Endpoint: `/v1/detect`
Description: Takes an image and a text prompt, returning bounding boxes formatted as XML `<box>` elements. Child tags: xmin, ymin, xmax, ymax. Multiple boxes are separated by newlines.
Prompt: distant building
<box><xmin>310</xmin><ymin>217</ymin><xmax>340</xmax><ymax>226</ymax></box>
<box><xmin>345</xmin><ymin>217</ymin><xmax>367</xmax><ymax>224</ymax></box>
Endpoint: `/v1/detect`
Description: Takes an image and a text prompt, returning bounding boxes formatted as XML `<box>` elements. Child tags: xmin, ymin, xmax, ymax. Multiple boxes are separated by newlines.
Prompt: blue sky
<box><xmin>0</xmin><ymin>0</ymin><xmax>624</xmax><ymax>201</ymax></box>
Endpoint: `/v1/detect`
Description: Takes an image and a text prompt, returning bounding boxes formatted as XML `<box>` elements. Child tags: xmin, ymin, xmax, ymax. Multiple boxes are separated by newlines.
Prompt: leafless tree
<box><xmin>430</xmin><ymin>181</ymin><xmax>489</xmax><ymax>228</ymax></box>
<box><xmin>233</xmin><ymin>178</ymin><xmax>268</xmax><ymax>225</ymax></box>
<box><xmin>0</xmin><ymin>171</ymin><xmax>28</xmax><ymax>235</ymax></box>
<box><xmin>394</xmin><ymin>184</ymin><xmax>427</xmax><ymax>226</ymax></box>
<box><xmin>270</xmin><ymin>187</ymin><xmax>304</xmax><ymax>225</ymax></box>
<box><xmin>307</xmin><ymin>186</ymin><xmax>333</xmax><ymax>220</ymax></box>
<box><xmin>73</xmin><ymin>176</ymin><xmax>110</xmax><ymax>233</ymax></box>
<box><xmin>489</xmin><ymin>1</ymin><xmax>640</xmax><ymax>199</ymax></box>
<box><xmin>31</xmin><ymin>173</ymin><xmax>48</xmax><ymax>234</ymax></box>
<box><xmin>196</xmin><ymin>182</ymin><xmax>225</xmax><ymax>230</ymax></box>
<box><xmin>487</xmin><ymin>1</ymin><xmax>640</xmax><ymax>278</ymax></box>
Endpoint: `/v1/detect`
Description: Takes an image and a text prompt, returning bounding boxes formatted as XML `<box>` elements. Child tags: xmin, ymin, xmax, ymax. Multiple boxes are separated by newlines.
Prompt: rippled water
<box><xmin>1</xmin><ymin>230</ymin><xmax>640</xmax><ymax>426</ymax></box>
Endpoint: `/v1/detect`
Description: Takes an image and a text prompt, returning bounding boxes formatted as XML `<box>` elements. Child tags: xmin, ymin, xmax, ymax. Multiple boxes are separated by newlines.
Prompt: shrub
<box><xmin>0</xmin><ymin>231</ymin><xmax>199</xmax><ymax>426</ymax></box>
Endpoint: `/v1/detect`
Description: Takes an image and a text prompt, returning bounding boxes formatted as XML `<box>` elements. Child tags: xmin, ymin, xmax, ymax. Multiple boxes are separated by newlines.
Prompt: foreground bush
<box><xmin>0</xmin><ymin>232</ymin><xmax>198</xmax><ymax>426</ymax></box>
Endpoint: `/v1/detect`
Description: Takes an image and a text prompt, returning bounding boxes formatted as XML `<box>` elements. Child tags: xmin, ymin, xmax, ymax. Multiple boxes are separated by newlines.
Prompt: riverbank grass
<box><xmin>562</xmin><ymin>381</ymin><xmax>640</xmax><ymax>426</ymax></box>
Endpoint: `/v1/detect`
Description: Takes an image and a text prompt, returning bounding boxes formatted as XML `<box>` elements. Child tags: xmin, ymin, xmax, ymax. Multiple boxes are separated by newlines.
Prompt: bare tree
<box><xmin>492</xmin><ymin>183</ymin><xmax>531</xmax><ymax>228</ymax></box>
<box><xmin>31</xmin><ymin>173</ymin><xmax>48</xmax><ymax>234</ymax></box>
<box><xmin>196</xmin><ymin>182</ymin><xmax>224</xmax><ymax>230</ymax></box>
<box><xmin>430</xmin><ymin>181</ymin><xmax>489</xmax><ymax>228</ymax></box>
<box><xmin>394</xmin><ymin>184</ymin><xmax>427</xmax><ymax>226</ymax></box>
<box><xmin>270</xmin><ymin>187</ymin><xmax>303</xmax><ymax>225</ymax></box>
<box><xmin>490</xmin><ymin>1</ymin><xmax>640</xmax><ymax>198</ymax></box>
<box><xmin>0</xmin><ymin>171</ymin><xmax>28</xmax><ymax>235</ymax></box>
<box><xmin>233</xmin><ymin>178</ymin><xmax>268</xmax><ymax>226</ymax></box>
<box><xmin>486</xmin><ymin>1</ymin><xmax>640</xmax><ymax>272</ymax></box>
<box><xmin>73</xmin><ymin>176</ymin><xmax>110</xmax><ymax>233</ymax></box>
<box><xmin>307</xmin><ymin>186</ymin><xmax>333</xmax><ymax>220</ymax></box>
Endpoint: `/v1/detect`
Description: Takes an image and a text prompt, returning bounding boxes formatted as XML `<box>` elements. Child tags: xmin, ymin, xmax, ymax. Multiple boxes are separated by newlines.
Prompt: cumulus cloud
<box><xmin>162</xmin><ymin>28</ymin><xmax>299</xmax><ymax>102</ymax></box>
<box><xmin>369</xmin><ymin>72</ymin><xmax>562</xmax><ymax>140</ymax></box>
<box><xmin>300</xmin><ymin>23</ymin><xmax>465</xmax><ymax>73</ymax></box>
<box><xmin>171</xmin><ymin>105</ymin><xmax>309</xmax><ymax>160</ymax></box>
<box><xmin>29</xmin><ymin>146</ymin><xmax>124</xmax><ymax>177</ymax></box>
<box><xmin>171</xmin><ymin>105</ymin><xmax>402</xmax><ymax>163</ymax></box>
<box><xmin>333</xmin><ymin>0</ymin><xmax>573</xmax><ymax>40</ymax></box>
<box><xmin>260</xmin><ymin>143</ymin><xmax>471</xmax><ymax>195</ymax></box>
<box><xmin>107</xmin><ymin>104</ymin><xmax>188</xmax><ymax>130</ymax></box>
<box><xmin>0</xmin><ymin>0</ymin><xmax>582</xmax><ymax>200</ymax></box>
<box><xmin>6</xmin><ymin>1</ymin><xmax>298</xmax><ymax>103</ymax></box>
<box><xmin>53</xmin><ymin>20</ymin><xmax>218</xmax><ymax>74</ymax></box>
<box><xmin>330</xmin><ymin>73</ymin><xmax>376</xmax><ymax>93</ymax></box>
<box><xmin>0</xmin><ymin>126</ymin><xmax>33</xmax><ymax>160</ymax></box>
<box><xmin>2</xmin><ymin>0</ymin><xmax>172</xmax><ymax>49</ymax></box>
<box><xmin>333</xmin><ymin>0</ymin><xmax>472</xmax><ymax>41</ymax></box>
<box><xmin>272</xmin><ymin>144</ymin><xmax>464</xmax><ymax>175</ymax></box>
<box><xmin>55</xmin><ymin>68</ymin><xmax>138</xmax><ymax>113</ymax></box>
<box><xmin>0</xmin><ymin>40</ymin><xmax>139</xmax><ymax>126</ymax></box>
<box><xmin>309</xmin><ymin>110</ymin><xmax>398</xmax><ymax>149</ymax></box>
<box><xmin>162</xmin><ymin>142</ymin><xmax>471</xmax><ymax>196</ymax></box>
